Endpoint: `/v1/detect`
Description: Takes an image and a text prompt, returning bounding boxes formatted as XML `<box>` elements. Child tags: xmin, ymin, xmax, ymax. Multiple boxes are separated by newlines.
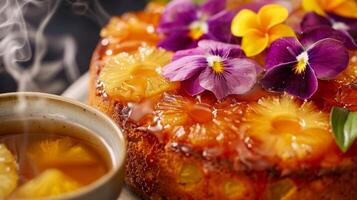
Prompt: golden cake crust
<box><xmin>89</xmin><ymin>41</ymin><xmax>357</xmax><ymax>200</ymax></box>
<box><xmin>88</xmin><ymin>3</ymin><xmax>357</xmax><ymax>200</ymax></box>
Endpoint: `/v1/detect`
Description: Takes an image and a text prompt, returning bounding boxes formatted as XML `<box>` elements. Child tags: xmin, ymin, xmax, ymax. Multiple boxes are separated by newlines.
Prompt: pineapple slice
<box><xmin>28</xmin><ymin>137</ymin><xmax>97</xmax><ymax>168</ymax></box>
<box><xmin>156</xmin><ymin>95</ymin><xmax>193</xmax><ymax>127</ymax></box>
<box><xmin>222</xmin><ymin>179</ymin><xmax>250</xmax><ymax>199</ymax></box>
<box><xmin>208</xmin><ymin>173</ymin><xmax>255</xmax><ymax>199</ymax></box>
<box><xmin>99</xmin><ymin>47</ymin><xmax>178</xmax><ymax>102</ymax></box>
<box><xmin>0</xmin><ymin>144</ymin><xmax>18</xmax><ymax>198</ymax></box>
<box><xmin>178</xmin><ymin>163</ymin><xmax>203</xmax><ymax>190</ymax></box>
<box><xmin>241</xmin><ymin>95</ymin><xmax>334</xmax><ymax>167</ymax></box>
<box><xmin>155</xmin><ymin>94</ymin><xmax>246</xmax><ymax>148</ymax></box>
<box><xmin>13</xmin><ymin>169</ymin><xmax>81</xmax><ymax>198</ymax></box>
<box><xmin>100</xmin><ymin>13</ymin><xmax>160</xmax><ymax>45</ymax></box>
<box><xmin>100</xmin><ymin>13</ymin><xmax>158</xmax><ymax>42</ymax></box>
<box><xmin>100</xmin><ymin>5</ymin><xmax>161</xmax><ymax>43</ymax></box>
<box><xmin>264</xmin><ymin>179</ymin><xmax>297</xmax><ymax>200</ymax></box>
<box><xmin>100</xmin><ymin>3</ymin><xmax>163</xmax><ymax>55</ymax></box>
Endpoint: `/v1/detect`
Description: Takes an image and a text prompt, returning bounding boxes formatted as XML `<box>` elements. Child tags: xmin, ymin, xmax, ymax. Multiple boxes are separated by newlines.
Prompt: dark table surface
<box><xmin>0</xmin><ymin>0</ymin><xmax>147</xmax><ymax>94</ymax></box>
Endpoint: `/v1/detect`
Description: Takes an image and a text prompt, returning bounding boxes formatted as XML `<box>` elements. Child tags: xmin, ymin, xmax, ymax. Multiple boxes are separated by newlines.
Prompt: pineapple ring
<box><xmin>99</xmin><ymin>46</ymin><xmax>178</xmax><ymax>102</ymax></box>
<box><xmin>100</xmin><ymin>3</ymin><xmax>163</xmax><ymax>55</ymax></box>
<box><xmin>263</xmin><ymin>179</ymin><xmax>297</xmax><ymax>200</ymax></box>
<box><xmin>241</xmin><ymin>95</ymin><xmax>334</xmax><ymax>167</ymax></box>
<box><xmin>27</xmin><ymin>137</ymin><xmax>98</xmax><ymax>168</ymax></box>
<box><xmin>100</xmin><ymin>2</ymin><xmax>162</xmax><ymax>42</ymax></box>
<box><xmin>13</xmin><ymin>169</ymin><xmax>81</xmax><ymax>198</ymax></box>
<box><xmin>178</xmin><ymin>163</ymin><xmax>203</xmax><ymax>190</ymax></box>
<box><xmin>100</xmin><ymin>13</ymin><xmax>161</xmax><ymax>43</ymax></box>
<box><xmin>0</xmin><ymin>144</ymin><xmax>18</xmax><ymax>198</ymax></box>
<box><xmin>154</xmin><ymin>94</ymin><xmax>246</xmax><ymax>148</ymax></box>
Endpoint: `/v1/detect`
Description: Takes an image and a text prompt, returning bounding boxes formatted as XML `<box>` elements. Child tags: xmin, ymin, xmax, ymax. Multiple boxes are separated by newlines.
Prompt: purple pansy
<box><xmin>301</xmin><ymin>12</ymin><xmax>357</xmax><ymax>49</ymax></box>
<box><xmin>157</xmin><ymin>0</ymin><xmax>237</xmax><ymax>51</ymax></box>
<box><xmin>162</xmin><ymin>40</ymin><xmax>260</xmax><ymax>100</ymax></box>
<box><xmin>261</xmin><ymin>37</ymin><xmax>349</xmax><ymax>99</ymax></box>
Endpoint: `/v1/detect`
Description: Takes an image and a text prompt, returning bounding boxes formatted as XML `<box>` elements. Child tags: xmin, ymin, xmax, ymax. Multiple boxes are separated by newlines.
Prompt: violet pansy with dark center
<box><xmin>157</xmin><ymin>0</ymin><xmax>236</xmax><ymax>51</ymax></box>
<box><xmin>261</xmin><ymin>37</ymin><xmax>349</xmax><ymax>99</ymax></box>
<box><xmin>301</xmin><ymin>12</ymin><xmax>357</xmax><ymax>49</ymax></box>
<box><xmin>162</xmin><ymin>40</ymin><xmax>260</xmax><ymax>100</ymax></box>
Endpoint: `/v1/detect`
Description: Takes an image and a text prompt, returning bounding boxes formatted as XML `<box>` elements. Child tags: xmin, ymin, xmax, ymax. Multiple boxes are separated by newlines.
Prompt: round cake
<box><xmin>89</xmin><ymin>1</ymin><xmax>357</xmax><ymax>199</ymax></box>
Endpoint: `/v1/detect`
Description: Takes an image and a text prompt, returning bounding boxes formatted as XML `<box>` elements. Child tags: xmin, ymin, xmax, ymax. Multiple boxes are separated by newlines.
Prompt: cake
<box><xmin>88</xmin><ymin>0</ymin><xmax>357</xmax><ymax>199</ymax></box>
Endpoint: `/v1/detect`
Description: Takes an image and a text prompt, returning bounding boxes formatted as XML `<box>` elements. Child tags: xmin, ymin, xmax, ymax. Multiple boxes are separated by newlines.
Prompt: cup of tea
<box><xmin>0</xmin><ymin>92</ymin><xmax>126</xmax><ymax>200</ymax></box>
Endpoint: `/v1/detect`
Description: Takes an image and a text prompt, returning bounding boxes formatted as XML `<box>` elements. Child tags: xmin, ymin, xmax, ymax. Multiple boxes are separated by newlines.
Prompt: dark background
<box><xmin>0</xmin><ymin>0</ymin><xmax>147</xmax><ymax>93</ymax></box>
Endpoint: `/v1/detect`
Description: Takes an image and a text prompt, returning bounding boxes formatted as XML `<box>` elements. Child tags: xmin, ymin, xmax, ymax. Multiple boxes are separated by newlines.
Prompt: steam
<box><xmin>0</xmin><ymin>0</ymin><xmax>84</xmax><ymax>93</ymax></box>
<box><xmin>67</xmin><ymin>0</ymin><xmax>110</xmax><ymax>26</ymax></box>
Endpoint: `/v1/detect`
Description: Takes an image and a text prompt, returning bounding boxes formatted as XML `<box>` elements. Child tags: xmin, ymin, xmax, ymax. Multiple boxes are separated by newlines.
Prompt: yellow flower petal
<box><xmin>333</xmin><ymin>0</ymin><xmax>357</xmax><ymax>18</ymax></box>
<box><xmin>242</xmin><ymin>30</ymin><xmax>269</xmax><ymax>57</ymax></box>
<box><xmin>268</xmin><ymin>24</ymin><xmax>296</xmax><ymax>44</ymax></box>
<box><xmin>302</xmin><ymin>0</ymin><xmax>325</xmax><ymax>15</ymax></box>
<box><xmin>231</xmin><ymin>9</ymin><xmax>259</xmax><ymax>37</ymax></box>
<box><xmin>258</xmin><ymin>4</ymin><xmax>289</xmax><ymax>30</ymax></box>
<box><xmin>322</xmin><ymin>0</ymin><xmax>346</xmax><ymax>10</ymax></box>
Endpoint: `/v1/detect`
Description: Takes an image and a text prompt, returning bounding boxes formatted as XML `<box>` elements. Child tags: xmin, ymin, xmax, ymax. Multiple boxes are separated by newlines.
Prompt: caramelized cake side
<box><xmin>89</xmin><ymin>2</ymin><xmax>357</xmax><ymax>200</ymax></box>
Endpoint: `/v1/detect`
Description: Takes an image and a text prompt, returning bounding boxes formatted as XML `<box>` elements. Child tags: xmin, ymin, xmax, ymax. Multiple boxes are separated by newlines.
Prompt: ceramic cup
<box><xmin>0</xmin><ymin>92</ymin><xmax>126</xmax><ymax>200</ymax></box>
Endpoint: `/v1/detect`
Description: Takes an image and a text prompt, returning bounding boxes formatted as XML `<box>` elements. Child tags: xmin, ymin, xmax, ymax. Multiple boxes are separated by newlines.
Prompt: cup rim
<box><xmin>0</xmin><ymin>92</ymin><xmax>126</xmax><ymax>200</ymax></box>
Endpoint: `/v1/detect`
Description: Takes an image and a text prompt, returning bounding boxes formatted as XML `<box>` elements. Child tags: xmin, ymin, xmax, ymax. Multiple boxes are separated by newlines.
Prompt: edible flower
<box><xmin>162</xmin><ymin>40</ymin><xmax>260</xmax><ymax>100</ymax></box>
<box><xmin>261</xmin><ymin>37</ymin><xmax>349</xmax><ymax>99</ymax></box>
<box><xmin>302</xmin><ymin>0</ymin><xmax>357</xmax><ymax>18</ymax></box>
<box><xmin>231</xmin><ymin>4</ymin><xmax>296</xmax><ymax>57</ymax></box>
<box><xmin>301</xmin><ymin>12</ymin><xmax>357</xmax><ymax>49</ymax></box>
<box><xmin>158</xmin><ymin>0</ymin><xmax>236</xmax><ymax>51</ymax></box>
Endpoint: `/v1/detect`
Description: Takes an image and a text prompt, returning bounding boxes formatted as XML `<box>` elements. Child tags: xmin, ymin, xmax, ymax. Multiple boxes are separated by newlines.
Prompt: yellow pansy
<box><xmin>303</xmin><ymin>0</ymin><xmax>357</xmax><ymax>18</ymax></box>
<box><xmin>231</xmin><ymin>4</ymin><xmax>295</xmax><ymax>57</ymax></box>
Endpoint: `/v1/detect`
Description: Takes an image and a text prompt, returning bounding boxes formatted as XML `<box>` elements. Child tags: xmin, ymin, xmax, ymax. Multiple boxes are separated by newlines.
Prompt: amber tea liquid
<box><xmin>0</xmin><ymin>118</ymin><xmax>111</xmax><ymax>189</ymax></box>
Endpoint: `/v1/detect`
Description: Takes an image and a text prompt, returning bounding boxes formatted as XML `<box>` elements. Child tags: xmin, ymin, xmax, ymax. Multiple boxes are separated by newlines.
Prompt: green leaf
<box><xmin>343</xmin><ymin>112</ymin><xmax>357</xmax><ymax>152</ymax></box>
<box><xmin>330</xmin><ymin>107</ymin><xmax>350</xmax><ymax>152</ymax></box>
<box><xmin>330</xmin><ymin>107</ymin><xmax>357</xmax><ymax>152</ymax></box>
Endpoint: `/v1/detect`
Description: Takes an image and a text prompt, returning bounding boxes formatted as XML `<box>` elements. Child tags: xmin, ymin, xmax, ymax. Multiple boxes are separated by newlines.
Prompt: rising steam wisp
<box><xmin>0</xmin><ymin>0</ymin><xmax>80</xmax><ymax>94</ymax></box>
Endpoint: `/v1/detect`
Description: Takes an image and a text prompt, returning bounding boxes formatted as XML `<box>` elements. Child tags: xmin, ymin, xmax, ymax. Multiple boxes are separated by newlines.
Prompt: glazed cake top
<box><xmin>95</xmin><ymin>0</ymin><xmax>357</xmax><ymax>173</ymax></box>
